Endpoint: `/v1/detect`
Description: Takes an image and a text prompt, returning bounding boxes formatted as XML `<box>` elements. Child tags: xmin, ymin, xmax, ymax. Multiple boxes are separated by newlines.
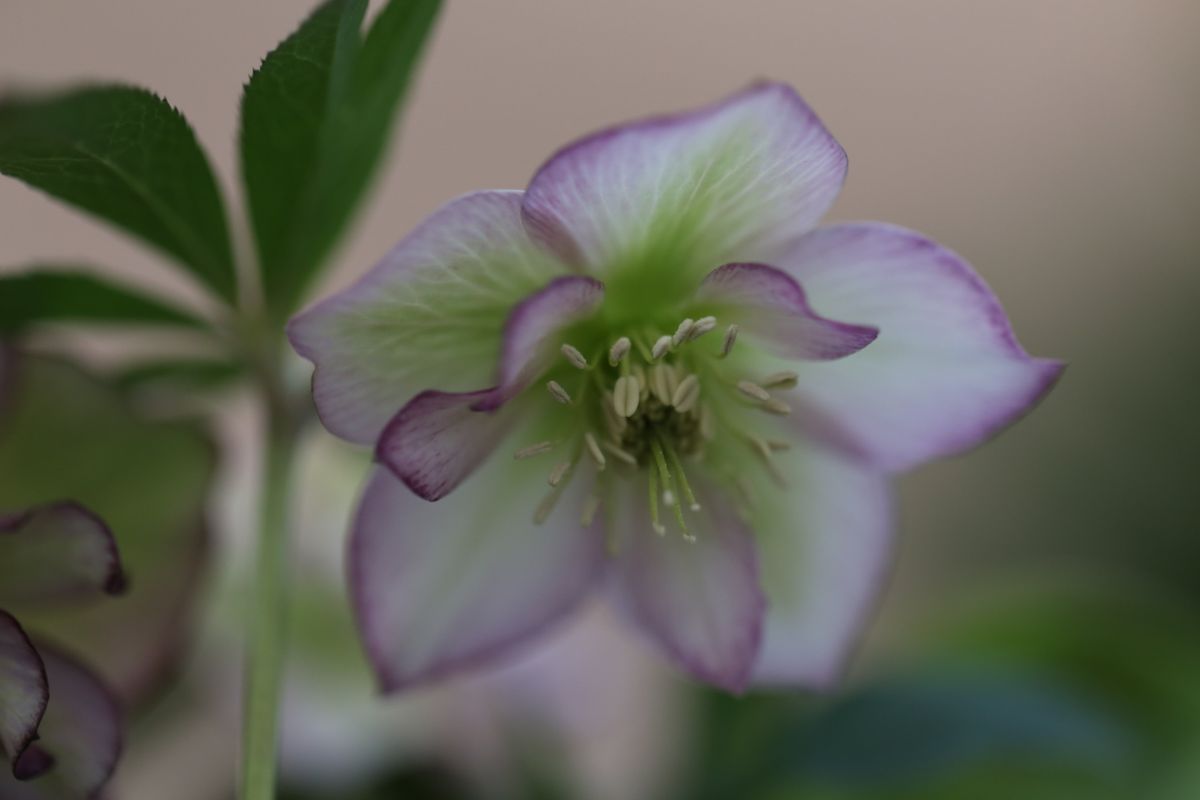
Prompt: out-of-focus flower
<box><xmin>290</xmin><ymin>82</ymin><xmax>1061</xmax><ymax>693</ymax></box>
<box><xmin>0</xmin><ymin>502</ymin><xmax>125</xmax><ymax>799</ymax></box>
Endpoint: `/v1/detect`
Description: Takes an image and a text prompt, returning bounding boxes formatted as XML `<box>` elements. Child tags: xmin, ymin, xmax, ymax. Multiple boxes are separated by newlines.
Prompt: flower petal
<box><xmin>522</xmin><ymin>83</ymin><xmax>846</xmax><ymax>290</ymax></box>
<box><xmin>1</xmin><ymin>644</ymin><xmax>122</xmax><ymax>798</ymax></box>
<box><xmin>0</xmin><ymin>503</ymin><xmax>124</xmax><ymax>606</ymax></box>
<box><xmin>377</xmin><ymin>276</ymin><xmax>604</xmax><ymax>500</ymax></box>
<box><xmin>613</xmin><ymin>487</ymin><xmax>765</xmax><ymax>693</ymax></box>
<box><xmin>749</xmin><ymin>443</ymin><xmax>893</xmax><ymax>687</ymax></box>
<box><xmin>288</xmin><ymin>191</ymin><xmax>567</xmax><ymax>445</ymax></box>
<box><xmin>695</xmin><ymin>262</ymin><xmax>878</xmax><ymax>360</ymax></box>
<box><xmin>781</xmin><ymin>223</ymin><xmax>1064</xmax><ymax>470</ymax></box>
<box><xmin>0</xmin><ymin>611</ymin><xmax>47</xmax><ymax>778</ymax></box>
<box><xmin>349</xmin><ymin>462</ymin><xmax>606</xmax><ymax>693</ymax></box>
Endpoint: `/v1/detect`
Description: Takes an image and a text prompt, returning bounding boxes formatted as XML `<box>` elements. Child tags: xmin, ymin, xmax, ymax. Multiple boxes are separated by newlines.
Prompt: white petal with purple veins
<box><xmin>288</xmin><ymin>191</ymin><xmax>567</xmax><ymax>445</ymax></box>
<box><xmin>350</xmin><ymin>461</ymin><xmax>606</xmax><ymax>693</ymax></box>
<box><xmin>0</xmin><ymin>503</ymin><xmax>125</xmax><ymax>606</ymax></box>
<box><xmin>0</xmin><ymin>611</ymin><xmax>46</xmax><ymax>779</ymax></box>
<box><xmin>523</xmin><ymin>83</ymin><xmax>846</xmax><ymax>290</ymax></box>
<box><xmin>749</xmin><ymin>443</ymin><xmax>893</xmax><ymax>687</ymax></box>
<box><xmin>781</xmin><ymin>223</ymin><xmax>1063</xmax><ymax>470</ymax></box>
<box><xmin>696</xmin><ymin>262</ymin><xmax>878</xmax><ymax>360</ymax></box>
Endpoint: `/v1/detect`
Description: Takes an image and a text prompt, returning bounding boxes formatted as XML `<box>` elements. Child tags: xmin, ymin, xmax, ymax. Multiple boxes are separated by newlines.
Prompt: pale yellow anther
<box><xmin>737</xmin><ymin>380</ymin><xmax>771</xmax><ymax>402</ymax></box>
<box><xmin>613</xmin><ymin>375</ymin><xmax>640</xmax><ymax>418</ymax></box>
<box><xmin>671</xmin><ymin>373</ymin><xmax>701</xmax><ymax>412</ymax></box>
<box><xmin>762</xmin><ymin>370</ymin><xmax>799</xmax><ymax>390</ymax></box>
<box><xmin>608</xmin><ymin>336</ymin><xmax>632</xmax><ymax>366</ymax></box>
<box><xmin>671</xmin><ymin>318</ymin><xmax>695</xmax><ymax>348</ymax></box>
<box><xmin>584</xmin><ymin>432</ymin><xmax>607</xmax><ymax>470</ymax></box>
<box><xmin>548</xmin><ymin>461</ymin><xmax>571</xmax><ymax>486</ymax></box>
<box><xmin>762</xmin><ymin>398</ymin><xmax>792</xmax><ymax>416</ymax></box>
<box><xmin>514</xmin><ymin>441</ymin><xmax>554</xmax><ymax>460</ymax></box>
<box><xmin>603</xmin><ymin>441</ymin><xmax>638</xmax><ymax>466</ymax></box>
<box><xmin>649</xmin><ymin>364</ymin><xmax>673</xmax><ymax>405</ymax></box>
<box><xmin>546</xmin><ymin>380</ymin><xmax>572</xmax><ymax>405</ymax></box>
<box><xmin>651</xmin><ymin>335</ymin><xmax>673</xmax><ymax>360</ymax></box>
<box><xmin>720</xmin><ymin>324</ymin><xmax>739</xmax><ymax>357</ymax></box>
<box><xmin>688</xmin><ymin>316</ymin><xmax>718</xmax><ymax>340</ymax></box>
<box><xmin>560</xmin><ymin>343</ymin><xmax>589</xmax><ymax>369</ymax></box>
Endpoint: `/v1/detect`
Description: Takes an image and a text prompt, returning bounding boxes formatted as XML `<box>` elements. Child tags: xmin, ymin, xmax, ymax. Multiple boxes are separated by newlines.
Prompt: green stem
<box><xmin>240</xmin><ymin>354</ymin><xmax>296</xmax><ymax>799</ymax></box>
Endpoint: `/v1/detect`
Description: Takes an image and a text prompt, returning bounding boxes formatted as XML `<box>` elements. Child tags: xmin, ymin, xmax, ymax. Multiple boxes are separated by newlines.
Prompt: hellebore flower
<box><xmin>0</xmin><ymin>502</ymin><xmax>124</xmax><ymax>799</ymax></box>
<box><xmin>290</xmin><ymin>82</ymin><xmax>1061</xmax><ymax>693</ymax></box>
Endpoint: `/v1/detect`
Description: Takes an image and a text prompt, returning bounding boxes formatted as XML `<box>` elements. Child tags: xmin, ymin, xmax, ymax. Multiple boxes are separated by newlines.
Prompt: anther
<box><xmin>548</xmin><ymin>461</ymin><xmax>571</xmax><ymax>486</ymax></box>
<box><xmin>546</xmin><ymin>380</ymin><xmax>572</xmax><ymax>404</ymax></box>
<box><xmin>608</xmin><ymin>336</ymin><xmax>631</xmax><ymax>366</ymax></box>
<box><xmin>651</xmin><ymin>335</ymin><xmax>672</xmax><ymax>360</ymax></box>
<box><xmin>662</xmin><ymin>489</ymin><xmax>677</xmax><ymax>507</ymax></box>
<box><xmin>762</xmin><ymin>370</ymin><xmax>799</xmax><ymax>390</ymax></box>
<box><xmin>719</xmin><ymin>324</ymin><xmax>739</xmax><ymax>358</ymax></box>
<box><xmin>671</xmin><ymin>373</ymin><xmax>701</xmax><ymax>412</ymax></box>
<box><xmin>762</xmin><ymin>398</ymin><xmax>792</xmax><ymax>416</ymax></box>
<box><xmin>736</xmin><ymin>380</ymin><xmax>771</xmax><ymax>402</ymax></box>
<box><xmin>613</xmin><ymin>375</ymin><xmax>640</xmax><ymax>418</ymax></box>
<box><xmin>584</xmin><ymin>432</ymin><xmax>607</xmax><ymax>470</ymax></box>
<box><xmin>699</xmin><ymin>406</ymin><xmax>716</xmax><ymax>440</ymax></box>
<box><xmin>560</xmin><ymin>343</ymin><xmax>589</xmax><ymax>370</ymax></box>
<box><xmin>649</xmin><ymin>364</ymin><xmax>672</xmax><ymax>405</ymax></box>
<box><xmin>671</xmin><ymin>318</ymin><xmax>695</xmax><ymax>348</ymax></box>
<box><xmin>581</xmin><ymin>492</ymin><xmax>601</xmax><ymax>527</ymax></box>
<box><xmin>514</xmin><ymin>441</ymin><xmax>554</xmax><ymax>460</ymax></box>
<box><xmin>688</xmin><ymin>316</ymin><xmax>717</xmax><ymax>341</ymax></box>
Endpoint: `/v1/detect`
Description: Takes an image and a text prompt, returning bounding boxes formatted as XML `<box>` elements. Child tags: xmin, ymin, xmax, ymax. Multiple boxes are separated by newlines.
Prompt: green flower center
<box><xmin>514</xmin><ymin>314</ymin><xmax>796</xmax><ymax>543</ymax></box>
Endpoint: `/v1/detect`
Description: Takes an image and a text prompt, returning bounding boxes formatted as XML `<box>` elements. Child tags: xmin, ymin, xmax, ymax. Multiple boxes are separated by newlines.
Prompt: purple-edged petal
<box><xmin>695</xmin><ymin>262</ymin><xmax>878</xmax><ymax>360</ymax></box>
<box><xmin>613</xmin><ymin>487</ymin><xmax>765</xmax><ymax>693</ymax></box>
<box><xmin>522</xmin><ymin>82</ymin><xmax>846</xmax><ymax>285</ymax></box>
<box><xmin>781</xmin><ymin>223</ymin><xmax>1064</xmax><ymax>470</ymax></box>
<box><xmin>0</xmin><ymin>644</ymin><xmax>122</xmax><ymax>799</ymax></box>
<box><xmin>0</xmin><ymin>611</ymin><xmax>47</xmax><ymax>778</ymax></box>
<box><xmin>288</xmin><ymin>191</ymin><xmax>567</xmax><ymax>445</ymax></box>
<box><xmin>377</xmin><ymin>276</ymin><xmax>604</xmax><ymax>500</ymax></box>
<box><xmin>349</xmin><ymin>461</ymin><xmax>606</xmax><ymax>693</ymax></box>
<box><xmin>0</xmin><ymin>503</ymin><xmax>124</xmax><ymax>606</ymax></box>
<box><xmin>749</xmin><ymin>443</ymin><xmax>893</xmax><ymax>688</ymax></box>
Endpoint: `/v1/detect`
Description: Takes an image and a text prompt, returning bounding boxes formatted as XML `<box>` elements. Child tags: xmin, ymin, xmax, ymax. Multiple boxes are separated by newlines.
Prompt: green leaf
<box><xmin>0</xmin><ymin>86</ymin><xmax>237</xmax><ymax>302</ymax></box>
<box><xmin>241</xmin><ymin>0</ymin><xmax>442</xmax><ymax>321</ymax></box>
<box><xmin>0</xmin><ymin>268</ymin><xmax>209</xmax><ymax>333</ymax></box>
<box><xmin>0</xmin><ymin>354</ymin><xmax>215</xmax><ymax>705</ymax></box>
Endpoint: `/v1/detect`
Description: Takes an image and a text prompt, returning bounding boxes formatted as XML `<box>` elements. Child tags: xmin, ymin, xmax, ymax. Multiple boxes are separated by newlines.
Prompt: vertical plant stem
<box><xmin>240</xmin><ymin>360</ymin><xmax>295</xmax><ymax>800</ymax></box>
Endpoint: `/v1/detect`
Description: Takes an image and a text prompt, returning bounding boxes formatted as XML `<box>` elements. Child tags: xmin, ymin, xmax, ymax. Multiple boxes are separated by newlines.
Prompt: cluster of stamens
<box><xmin>514</xmin><ymin>314</ymin><xmax>800</xmax><ymax>546</ymax></box>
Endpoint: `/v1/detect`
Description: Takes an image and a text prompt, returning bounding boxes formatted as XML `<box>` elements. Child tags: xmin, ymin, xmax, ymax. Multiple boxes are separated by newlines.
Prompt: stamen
<box><xmin>651</xmin><ymin>335</ymin><xmax>672</xmax><ymax>360</ymax></box>
<box><xmin>613</xmin><ymin>375</ymin><xmax>640</xmax><ymax>418</ymax></box>
<box><xmin>547</xmin><ymin>461</ymin><xmax>571</xmax><ymax>486</ymax></box>
<box><xmin>762</xmin><ymin>370</ymin><xmax>799</xmax><ymax>390</ymax></box>
<box><xmin>762</xmin><ymin>398</ymin><xmax>792</xmax><ymax>416</ymax></box>
<box><xmin>736</xmin><ymin>380</ymin><xmax>772</xmax><ymax>402</ymax></box>
<box><xmin>602</xmin><ymin>441</ymin><xmax>638</xmax><ymax>466</ymax></box>
<box><xmin>546</xmin><ymin>380</ymin><xmax>572</xmax><ymax>405</ymax></box>
<box><xmin>671</xmin><ymin>373</ymin><xmax>701</xmax><ymax>412</ymax></box>
<box><xmin>608</xmin><ymin>336</ymin><xmax>631</xmax><ymax>366</ymax></box>
<box><xmin>665</xmin><ymin>442</ymin><xmax>701</xmax><ymax>511</ymax></box>
<box><xmin>649</xmin><ymin>438</ymin><xmax>675</xmax><ymax>508</ymax></box>
<box><xmin>719</xmin><ymin>324</ymin><xmax>739</xmax><ymax>358</ymax></box>
<box><xmin>662</xmin><ymin>488</ymin><xmax>676</xmax><ymax>507</ymax></box>
<box><xmin>560</xmin><ymin>343</ymin><xmax>589</xmax><ymax>370</ymax></box>
<box><xmin>584</xmin><ymin>432</ymin><xmax>607</xmax><ymax>470</ymax></box>
<box><xmin>671</xmin><ymin>318</ymin><xmax>695</xmax><ymax>348</ymax></box>
<box><xmin>648</xmin><ymin>470</ymin><xmax>665</xmax><ymax>535</ymax></box>
<box><xmin>514</xmin><ymin>441</ymin><xmax>554</xmax><ymax>460</ymax></box>
<box><xmin>688</xmin><ymin>316</ymin><xmax>718</xmax><ymax>341</ymax></box>
<box><xmin>699</xmin><ymin>406</ymin><xmax>716</xmax><ymax>440</ymax></box>
<box><xmin>602</xmin><ymin>391</ymin><xmax>627</xmax><ymax>439</ymax></box>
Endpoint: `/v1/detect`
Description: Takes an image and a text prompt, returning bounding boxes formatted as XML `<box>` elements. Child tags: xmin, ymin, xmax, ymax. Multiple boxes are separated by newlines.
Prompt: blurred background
<box><xmin>2</xmin><ymin>1</ymin><xmax>1198</xmax><ymax>798</ymax></box>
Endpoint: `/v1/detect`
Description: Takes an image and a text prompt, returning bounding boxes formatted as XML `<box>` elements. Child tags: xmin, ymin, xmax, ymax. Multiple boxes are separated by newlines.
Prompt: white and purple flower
<box><xmin>289</xmin><ymin>82</ymin><xmax>1061</xmax><ymax>693</ymax></box>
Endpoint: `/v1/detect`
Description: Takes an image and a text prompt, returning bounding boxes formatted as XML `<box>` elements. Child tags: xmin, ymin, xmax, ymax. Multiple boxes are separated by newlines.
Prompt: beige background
<box><xmin>3</xmin><ymin>2</ymin><xmax>1199</xmax><ymax>798</ymax></box>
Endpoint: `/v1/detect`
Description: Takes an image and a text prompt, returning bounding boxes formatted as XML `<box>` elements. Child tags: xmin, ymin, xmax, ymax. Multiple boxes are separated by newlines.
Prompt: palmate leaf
<box><xmin>0</xmin><ymin>267</ymin><xmax>209</xmax><ymax>333</ymax></box>
<box><xmin>241</xmin><ymin>0</ymin><xmax>442</xmax><ymax>322</ymax></box>
<box><xmin>0</xmin><ymin>87</ymin><xmax>237</xmax><ymax>303</ymax></box>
